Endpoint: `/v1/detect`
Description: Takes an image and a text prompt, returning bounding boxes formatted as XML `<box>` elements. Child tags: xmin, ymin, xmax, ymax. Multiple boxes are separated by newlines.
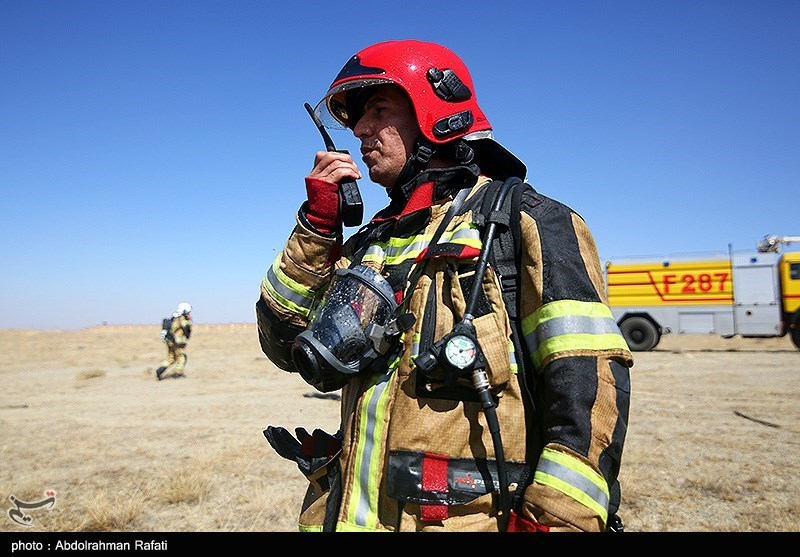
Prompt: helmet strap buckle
<box><xmin>414</xmin><ymin>140</ymin><xmax>435</xmax><ymax>165</ymax></box>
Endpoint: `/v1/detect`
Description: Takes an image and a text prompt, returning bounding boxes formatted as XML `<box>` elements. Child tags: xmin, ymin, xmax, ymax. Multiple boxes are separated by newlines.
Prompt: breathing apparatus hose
<box><xmin>462</xmin><ymin>177</ymin><xmax>520</xmax><ymax>531</ymax></box>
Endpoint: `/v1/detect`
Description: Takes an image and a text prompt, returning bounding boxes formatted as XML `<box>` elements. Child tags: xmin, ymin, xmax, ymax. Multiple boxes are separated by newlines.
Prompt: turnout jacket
<box><xmin>257</xmin><ymin>164</ymin><xmax>633</xmax><ymax>532</ymax></box>
<box><xmin>168</xmin><ymin>314</ymin><xmax>192</xmax><ymax>347</ymax></box>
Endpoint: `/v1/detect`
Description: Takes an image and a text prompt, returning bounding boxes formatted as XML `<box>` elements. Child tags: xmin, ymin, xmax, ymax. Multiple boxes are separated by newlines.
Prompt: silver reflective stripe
<box><xmin>364</xmin><ymin>224</ymin><xmax>481</xmax><ymax>267</ymax></box>
<box><xmin>447</xmin><ymin>226</ymin><xmax>481</xmax><ymax>243</ymax></box>
<box><xmin>264</xmin><ymin>263</ymin><xmax>314</xmax><ymax>312</ymax></box>
<box><xmin>353</xmin><ymin>370</ymin><xmax>393</xmax><ymax>526</ymax></box>
<box><xmin>526</xmin><ymin>314</ymin><xmax>621</xmax><ymax>353</ymax></box>
<box><xmin>508</xmin><ymin>341</ymin><xmax>518</xmax><ymax>374</ymax></box>
<box><xmin>385</xmin><ymin>238</ymin><xmax>428</xmax><ymax>264</ymax></box>
<box><xmin>536</xmin><ymin>454</ymin><xmax>609</xmax><ymax>515</ymax></box>
<box><xmin>362</xmin><ymin>244</ymin><xmax>386</xmax><ymax>264</ymax></box>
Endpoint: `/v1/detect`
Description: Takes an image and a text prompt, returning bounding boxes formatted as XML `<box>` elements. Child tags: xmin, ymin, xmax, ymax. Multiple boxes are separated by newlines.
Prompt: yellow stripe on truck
<box><xmin>606</xmin><ymin>258</ymin><xmax>733</xmax><ymax>307</ymax></box>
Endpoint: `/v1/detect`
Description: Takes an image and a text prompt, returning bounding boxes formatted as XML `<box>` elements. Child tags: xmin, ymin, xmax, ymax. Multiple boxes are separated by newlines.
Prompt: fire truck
<box><xmin>604</xmin><ymin>235</ymin><xmax>800</xmax><ymax>351</ymax></box>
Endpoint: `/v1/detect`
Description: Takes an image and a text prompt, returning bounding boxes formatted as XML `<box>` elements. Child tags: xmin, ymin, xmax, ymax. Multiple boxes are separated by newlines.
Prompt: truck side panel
<box><xmin>731</xmin><ymin>252</ymin><xmax>782</xmax><ymax>336</ymax></box>
<box><xmin>779</xmin><ymin>251</ymin><xmax>800</xmax><ymax>315</ymax></box>
<box><xmin>606</xmin><ymin>257</ymin><xmax>733</xmax><ymax>307</ymax></box>
<box><xmin>608</xmin><ymin>305</ymin><xmax>734</xmax><ymax>336</ymax></box>
<box><xmin>605</xmin><ymin>246</ymin><xmax>800</xmax><ymax>350</ymax></box>
<box><xmin>606</xmin><ymin>256</ymin><xmax>736</xmax><ymax>340</ymax></box>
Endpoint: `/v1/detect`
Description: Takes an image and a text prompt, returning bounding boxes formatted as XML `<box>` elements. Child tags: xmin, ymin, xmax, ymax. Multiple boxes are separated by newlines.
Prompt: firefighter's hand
<box><xmin>309</xmin><ymin>150</ymin><xmax>361</xmax><ymax>185</ymax></box>
<box><xmin>303</xmin><ymin>151</ymin><xmax>361</xmax><ymax>233</ymax></box>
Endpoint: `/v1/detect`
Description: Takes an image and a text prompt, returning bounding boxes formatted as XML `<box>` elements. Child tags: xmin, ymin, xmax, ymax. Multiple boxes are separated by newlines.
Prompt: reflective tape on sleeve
<box><xmin>262</xmin><ymin>255</ymin><xmax>316</xmax><ymax>317</ymax></box>
<box><xmin>534</xmin><ymin>447</ymin><xmax>609</xmax><ymax>523</ymax></box>
<box><xmin>521</xmin><ymin>300</ymin><xmax>628</xmax><ymax>367</ymax></box>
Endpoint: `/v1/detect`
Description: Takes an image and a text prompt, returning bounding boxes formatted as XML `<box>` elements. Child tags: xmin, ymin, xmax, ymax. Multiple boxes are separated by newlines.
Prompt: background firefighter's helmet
<box><xmin>314</xmin><ymin>39</ymin><xmax>526</xmax><ymax>180</ymax></box>
<box><xmin>177</xmin><ymin>302</ymin><xmax>192</xmax><ymax>315</ymax></box>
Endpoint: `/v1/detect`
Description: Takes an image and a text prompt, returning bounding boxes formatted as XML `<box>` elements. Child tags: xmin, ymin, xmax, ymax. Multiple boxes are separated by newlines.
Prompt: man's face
<box><xmin>352</xmin><ymin>85</ymin><xmax>418</xmax><ymax>189</ymax></box>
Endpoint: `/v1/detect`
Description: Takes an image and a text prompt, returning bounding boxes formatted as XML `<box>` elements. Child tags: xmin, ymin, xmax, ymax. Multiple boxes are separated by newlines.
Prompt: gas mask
<box><xmin>291</xmin><ymin>265</ymin><xmax>415</xmax><ymax>392</ymax></box>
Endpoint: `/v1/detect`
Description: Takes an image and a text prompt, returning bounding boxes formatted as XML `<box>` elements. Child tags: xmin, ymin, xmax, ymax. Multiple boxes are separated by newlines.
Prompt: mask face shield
<box><xmin>291</xmin><ymin>265</ymin><xmax>399</xmax><ymax>392</ymax></box>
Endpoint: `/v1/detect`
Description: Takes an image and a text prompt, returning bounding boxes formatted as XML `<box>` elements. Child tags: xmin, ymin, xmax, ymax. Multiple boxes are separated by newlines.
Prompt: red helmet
<box><xmin>315</xmin><ymin>40</ymin><xmax>490</xmax><ymax>145</ymax></box>
<box><xmin>315</xmin><ymin>40</ymin><xmax>526</xmax><ymax>180</ymax></box>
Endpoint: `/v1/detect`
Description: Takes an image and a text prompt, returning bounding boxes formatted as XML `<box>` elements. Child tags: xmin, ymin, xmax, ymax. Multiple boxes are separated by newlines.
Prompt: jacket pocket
<box><xmin>386</xmin><ymin>450</ymin><xmax>527</xmax><ymax>523</ymax></box>
<box><xmin>449</xmin><ymin>265</ymin><xmax>512</xmax><ymax>390</ymax></box>
<box><xmin>412</xmin><ymin>262</ymin><xmax>513</xmax><ymax>401</ymax></box>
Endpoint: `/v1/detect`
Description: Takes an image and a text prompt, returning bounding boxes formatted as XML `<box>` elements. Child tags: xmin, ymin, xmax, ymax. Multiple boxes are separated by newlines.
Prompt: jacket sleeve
<box><xmin>256</xmin><ymin>210</ymin><xmax>343</xmax><ymax>372</ymax></box>
<box><xmin>515</xmin><ymin>190</ymin><xmax>633</xmax><ymax>532</ymax></box>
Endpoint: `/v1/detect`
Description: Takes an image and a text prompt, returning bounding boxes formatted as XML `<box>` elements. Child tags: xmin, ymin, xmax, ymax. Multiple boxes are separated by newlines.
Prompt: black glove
<box><xmin>263</xmin><ymin>426</ymin><xmax>342</xmax><ymax>478</ymax></box>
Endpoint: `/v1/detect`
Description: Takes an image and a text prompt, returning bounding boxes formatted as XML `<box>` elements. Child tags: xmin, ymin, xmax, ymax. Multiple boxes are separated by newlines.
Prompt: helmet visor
<box><xmin>314</xmin><ymin>78</ymin><xmax>393</xmax><ymax>130</ymax></box>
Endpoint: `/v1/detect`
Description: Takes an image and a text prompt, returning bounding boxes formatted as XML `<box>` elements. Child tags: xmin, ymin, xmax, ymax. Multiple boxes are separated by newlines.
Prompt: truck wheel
<box><xmin>620</xmin><ymin>317</ymin><xmax>660</xmax><ymax>351</ymax></box>
<box><xmin>791</xmin><ymin>326</ymin><xmax>800</xmax><ymax>351</ymax></box>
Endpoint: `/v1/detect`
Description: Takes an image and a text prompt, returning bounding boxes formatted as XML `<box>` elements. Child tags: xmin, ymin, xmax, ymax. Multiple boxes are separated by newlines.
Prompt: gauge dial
<box><xmin>444</xmin><ymin>334</ymin><xmax>477</xmax><ymax>369</ymax></box>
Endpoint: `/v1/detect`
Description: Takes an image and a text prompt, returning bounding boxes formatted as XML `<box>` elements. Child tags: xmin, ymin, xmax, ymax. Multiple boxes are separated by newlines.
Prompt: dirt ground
<box><xmin>1</xmin><ymin>324</ymin><xmax>798</xmax><ymax>533</ymax></box>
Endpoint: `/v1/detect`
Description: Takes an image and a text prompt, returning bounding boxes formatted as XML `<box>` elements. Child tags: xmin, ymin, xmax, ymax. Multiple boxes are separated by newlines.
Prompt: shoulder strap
<box><xmin>480</xmin><ymin>178</ymin><xmax>544</xmax><ymax>509</ymax></box>
<box><xmin>480</xmin><ymin>178</ymin><xmax>527</xmax><ymax>324</ymax></box>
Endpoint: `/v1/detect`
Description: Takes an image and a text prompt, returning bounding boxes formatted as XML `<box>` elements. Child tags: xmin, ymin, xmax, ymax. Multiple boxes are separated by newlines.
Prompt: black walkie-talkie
<box><xmin>304</xmin><ymin>103</ymin><xmax>364</xmax><ymax>228</ymax></box>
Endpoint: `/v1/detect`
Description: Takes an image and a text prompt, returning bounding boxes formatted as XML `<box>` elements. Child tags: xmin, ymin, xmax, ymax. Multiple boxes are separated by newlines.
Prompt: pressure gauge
<box><xmin>444</xmin><ymin>334</ymin><xmax>478</xmax><ymax>369</ymax></box>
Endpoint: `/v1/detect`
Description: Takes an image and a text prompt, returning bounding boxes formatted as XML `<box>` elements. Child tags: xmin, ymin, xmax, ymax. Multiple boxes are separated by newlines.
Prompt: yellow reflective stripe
<box><xmin>335</xmin><ymin>521</ymin><xmax>381</xmax><ymax>532</ymax></box>
<box><xmin>298</xmin><ymin>523</ymin><xmax>322</xmax><ymax>532</ymax></box>
<box><xmin>267</xmin><ymin>254</ymin><xmax>316</xmax><ymax>301</ymax></box>
<box><xmin>273</xmin><ymin>256</ymin><xmax>315</xmax><ymax>298</ymax></box>
<box><xmin>531</xmin><ymin>333</ymin><xmax>629</xmax><ymax>368</ymax></box>
<box><xmin>522</xmin><ymin>300</ymin><xmax>616</xmax><ymax>335</ymax></box>
<box><xmin>262</xmin><ymin>273</ymin><xmax>311</xmax><ymax>318</ymax></box>
<box><xmin>388</xmin><ymin>233</ymin><xmax>426</xmax><ymax>248</ymax></box>
<box><xmin>361</xmin><ymin>243</ymin><xmax>387</xmax><ymax>265</ymax></box>
<box><xmin>534</xmin><ymin>447</ymin><xmax>609</xmax><ymax>523</ymax></box>
<box><xmin>442</xmin><ymin>222</ymin><xmax>481</xmax><ymax>248</ymax></box>
<box><xmin>384</xmin><ymin>234</ymin><xmax>429</xmax><ymax>265</ymax></box>
<box><xmin>508</xmin><ymin>340</ymin><xmax>518</xmax><ymax>375</ymax></box>
<box><xmin>521</xmin><ymin>300</ymin><xmax>628</xmax><ymax>366</ymax></box>
<box><xmin>364</xmin><ymin>223</ymin><xmax>483</xmax><ymax>267</ymax></box>
<box><xmin>262</xmin><ymin>255</ymin><xmax>318</xmax><ymax>316</ymax></box>
<box><xmin>343</xmin><ymin>360</ymin><xmax>397</xmax><ymax>529</ymax></box>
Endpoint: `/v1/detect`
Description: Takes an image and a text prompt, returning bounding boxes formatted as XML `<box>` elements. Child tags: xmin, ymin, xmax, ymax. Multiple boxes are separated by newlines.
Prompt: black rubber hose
<box><xmin>462</xmin><ymin>177</ymin><xmax>520</xmax><ymax>530</ymax></box>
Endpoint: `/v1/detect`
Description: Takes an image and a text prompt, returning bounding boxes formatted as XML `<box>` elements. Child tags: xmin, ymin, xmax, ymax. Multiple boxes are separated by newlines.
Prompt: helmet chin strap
<box><xmin>390</xmin><ymin>136</ymin><xmax>476</xmax><ymax>193</ymax></box>
<box><xmin>391</xmin><ymin>136</ymin><xmax>435</xmax><ymax>193</ymax></box>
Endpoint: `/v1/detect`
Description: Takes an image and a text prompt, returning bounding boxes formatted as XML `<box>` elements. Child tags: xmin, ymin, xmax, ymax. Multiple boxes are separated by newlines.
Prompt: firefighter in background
<box><xmin>257</xmin><ymin>40</ymin><xmax>633</xmax><ymax>532</ymax></box>
<box><xmin>156</xmin><ymin>302</ymin><xmax>192</xmax><ymax>380</ymax></box>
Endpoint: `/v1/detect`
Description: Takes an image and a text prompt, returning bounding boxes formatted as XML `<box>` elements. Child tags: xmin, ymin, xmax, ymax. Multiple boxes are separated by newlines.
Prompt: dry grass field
<box><xmin>1</xmin><ymin>324</ymin><xmax>798</xmax><ymax>534</ymax></box>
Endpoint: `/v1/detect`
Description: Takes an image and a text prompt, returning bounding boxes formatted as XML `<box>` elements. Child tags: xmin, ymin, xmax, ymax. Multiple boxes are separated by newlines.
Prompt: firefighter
<box><xmin>156</xmin><ymin>302</ymin><xmax>192</xmax><ymax>380</ymax></box>
<box><xmin>256</xmin><ymin>40</ymin><xmax>633</xmax><ymax>532</ymax></box>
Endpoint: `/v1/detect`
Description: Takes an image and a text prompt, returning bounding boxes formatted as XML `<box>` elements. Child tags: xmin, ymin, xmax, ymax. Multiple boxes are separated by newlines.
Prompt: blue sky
<box><xmin>2</xmin><ymin>0</ymin><xmax>798</xmax><ymax>330</ymax></box>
